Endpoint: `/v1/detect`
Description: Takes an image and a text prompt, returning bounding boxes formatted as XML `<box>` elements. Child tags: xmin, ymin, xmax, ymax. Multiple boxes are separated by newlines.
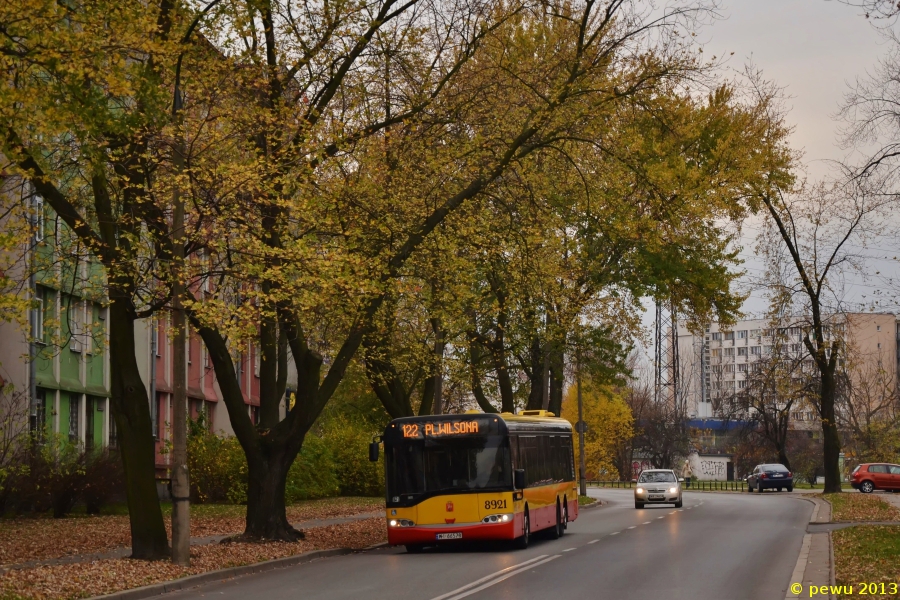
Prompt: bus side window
<box><xmin>550</xmin><ymin>436</ymin><xmax>562</xmax><ymax>482</ymax></box>
<box><xmin>509</xmin><ymin>435</ymin><xmax>519</xmax><ymax>470</ymax></box>
<box><xmin>566</xmin><ymin>436</ymin><xmax>575</xmax><ymax>479</ymax></box>
<box><xmin>521</xmin><ymin>436</ymin><xmax>536</xmax><ymax>486</ymax></box>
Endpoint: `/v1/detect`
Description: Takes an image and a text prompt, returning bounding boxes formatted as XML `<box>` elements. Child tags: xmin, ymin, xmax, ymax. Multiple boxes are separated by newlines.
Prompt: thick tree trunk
<box><xmin>820</xmin><ymin>368</ymin><xmax>842</xmax><ymax>493</ymax></box>
<box><xmin>108</xmin><ymin>298</ymin><xmax>169</xmax><ymax>559</ymax></box>
<box><xmin>244</xmin><ymin>444</ymin><xmax>304</xmax><ymax>540</ymax></box>
<box><xmin>548</xmin><ymin>340</ymin><xmax>564</xmax><ymax>416</ymax></box>
<box><xmin>525</xmin><ymin>337</ymin><xmax>544</xmax><ymax>411</ymax></box>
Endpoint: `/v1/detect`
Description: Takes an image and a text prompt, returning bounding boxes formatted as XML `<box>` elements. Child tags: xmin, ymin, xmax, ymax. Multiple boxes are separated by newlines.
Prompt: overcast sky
<box><xmin>637</xmin><ymin>1</ymin><xmax>895</xmax><ymax>368</ymax></box>
<box><xmin>703</xmin><ymin>0</ymin><xmax>887</xmax><ymax>178</ymax></box>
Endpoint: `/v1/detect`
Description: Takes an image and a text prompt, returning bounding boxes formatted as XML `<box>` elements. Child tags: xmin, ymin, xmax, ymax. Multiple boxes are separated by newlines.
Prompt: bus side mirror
<box><xmin>514</xmin><ymin>469</ymin><xmax>526</xmax><ymax>490</ymax></box>
<box><xmin>368</xmin><ymin>441</ymin><xmax>379</xmax><ymax>462</ymax></box>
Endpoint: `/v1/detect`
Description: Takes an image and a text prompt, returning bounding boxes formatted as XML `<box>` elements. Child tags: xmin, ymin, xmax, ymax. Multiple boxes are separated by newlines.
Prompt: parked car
<box><xmin>634</xmin><ymin>469</ymin><xmax>683</xmax><ymax>509</ymax></box>
<box><xmin>746</xmin><ymin>464</ymin><xmax>793</xmax><ymax>492</ymax></box>
<box><xmin>850</xmin><ymin>463</ymin><xmax>900</xmax><ymax>493</ymax></box>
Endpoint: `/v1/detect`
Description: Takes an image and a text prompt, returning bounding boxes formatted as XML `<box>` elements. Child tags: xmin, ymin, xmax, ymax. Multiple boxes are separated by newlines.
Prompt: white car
<box><xmin>634</xmin><ymin>469</ymin><xmax>683</xmax><ymax>509</ymax></box>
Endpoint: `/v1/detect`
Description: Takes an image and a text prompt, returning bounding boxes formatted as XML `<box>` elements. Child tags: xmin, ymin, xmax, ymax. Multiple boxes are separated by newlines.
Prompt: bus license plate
<box><xmin>436</xmin><ymin>532</ymin><xmax>463</xmax><ymax>540</ymax></box>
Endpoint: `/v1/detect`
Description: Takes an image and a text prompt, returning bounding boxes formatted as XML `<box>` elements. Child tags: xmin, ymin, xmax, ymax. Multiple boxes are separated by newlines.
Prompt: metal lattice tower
<box><xmin>654</xmin><ymin>301</ymin><xmax>679</xmax><ymax>406</ymax></box>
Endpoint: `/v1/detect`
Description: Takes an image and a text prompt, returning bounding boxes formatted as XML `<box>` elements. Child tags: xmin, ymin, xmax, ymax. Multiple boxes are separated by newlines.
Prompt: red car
<box><xmin>850</xmin><ymin>463</ymin><xmax>900</xmax><ymax>493</ymax></box>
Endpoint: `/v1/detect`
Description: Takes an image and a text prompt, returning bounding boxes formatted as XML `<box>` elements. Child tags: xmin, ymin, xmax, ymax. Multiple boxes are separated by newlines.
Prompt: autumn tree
<box><xmin>561</xmin><ymin>382</ymin><xmax>633</xmax><ymax>479</ymax></box>
<box><xmin>756</xmin><ymin>179</ymin><xmax>893</xmax><ymax>492</ymax></box>
<box><xmin>0</xmin><ymin>0</ymin><xmax>214</xmax><ymax>557</ymax></box>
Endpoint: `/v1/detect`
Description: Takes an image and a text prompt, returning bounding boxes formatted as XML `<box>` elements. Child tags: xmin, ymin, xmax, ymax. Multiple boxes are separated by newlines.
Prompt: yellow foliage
<box><xmin>561</xmin><ymin>383</ymin><xmax>634</xmax><ymax>480</ymax></box>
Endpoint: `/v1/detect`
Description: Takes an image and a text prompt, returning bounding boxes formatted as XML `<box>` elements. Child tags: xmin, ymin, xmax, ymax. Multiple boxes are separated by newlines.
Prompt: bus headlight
<box><xmin>482</xmin><ymin>514</ymin><xmax>513</xmax><ymax>524</ymax></box>
<box><xmin>389</xmin><ymin>519</ymin><xmax>415</xmax><ymax>527</ymax></box>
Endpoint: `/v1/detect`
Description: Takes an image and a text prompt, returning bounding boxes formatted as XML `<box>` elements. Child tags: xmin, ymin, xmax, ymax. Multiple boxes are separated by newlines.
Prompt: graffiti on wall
<box><xmin>699</xmin><ymin>460</ymin><xmax>726</xmax><ymax>479</ymax></box>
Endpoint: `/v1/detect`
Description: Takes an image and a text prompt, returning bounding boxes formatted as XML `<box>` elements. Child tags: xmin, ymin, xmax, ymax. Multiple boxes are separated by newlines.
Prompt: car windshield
<box><xmin>387</xmin><ymin>436</ymin><xmax>511</xmax><ymax>496</ymax></box>
<box><xmin>638</xmin><ymin>471</ymin><xmax>676</xmax><ymax>483</ymax></box>
<box><xmin>763</xmin><ymin>464</ymin><xmax>788</xmax><ymax>472</ymax></box>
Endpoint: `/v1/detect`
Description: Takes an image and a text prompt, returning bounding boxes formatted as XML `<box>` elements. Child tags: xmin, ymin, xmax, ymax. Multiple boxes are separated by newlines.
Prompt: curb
<box><xmin>88</xmin><ymin>548</ymin><xmax>353</xmax><ymax>600</ymax></box>
<box><xmin>579</xmin><ymin>499</ymin><xmax>604</xmax><ymax>510</ymax></box>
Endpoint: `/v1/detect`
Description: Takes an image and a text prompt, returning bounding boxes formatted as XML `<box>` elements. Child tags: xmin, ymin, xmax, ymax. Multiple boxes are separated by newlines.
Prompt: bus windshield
<box><xmin>387</xmin><ymin>436</ymin><xmax>511</xmax><ymax>496</ymax></box>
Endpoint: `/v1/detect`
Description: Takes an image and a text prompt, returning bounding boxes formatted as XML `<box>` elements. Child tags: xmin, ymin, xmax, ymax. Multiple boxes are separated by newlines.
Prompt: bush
<box><xmin>187</xmin><ymin>425</ymin><xmax>247</xmax><ymax>504</ymax></box>
<box><xmin>82</xmin><ymin>449</ymin><xmax>125</xmax><ymax>514</ymax></box>
<box><xmin>285</xmin><ymin>435</ymin><xmax>340</xmax><ymax>502</ymax></box>
<box><xmin>320</xmin><ymin>416</ymin><xmax>384</xmax><ymax>497</ymax></box>
<box><xmin>186</xmin><ymin>415</ymin><xmax>384</xmax><ymax>504</ymax></box>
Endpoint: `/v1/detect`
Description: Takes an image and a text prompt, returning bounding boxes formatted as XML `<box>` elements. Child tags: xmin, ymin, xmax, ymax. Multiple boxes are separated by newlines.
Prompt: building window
<box><xmin>738</xmin><ymin>380</ymin><xmax>747</xmax><ymax>389</ymax></box>
<box><xmin>724</xmin><ymin>348</ymin><xmax>734</xmax><ymax>357</ymax></box>
<box><xmin>750</xmin><ymin>329</ymin><xmax>760</xmax><ymax>337</ymax></box>
<box><xmin>109</xmin><ymin>411</ymin><xmax>118</xmax><ymax>449</ymax></box>
<box><xmin>34</xmin><ymin>286</ymin><xmax>45</xmax><ymax>342</ymax></box>
<box><xmin>85</xmin><ymin>396</ymin><xmax>97</xmax><ymax>453</ymax></box>
<box><xmin>738</xmin><ymin>347</ymin><xmax>748</xmax><ymax>356</ymax></box>
<box><xmin>751</xmin><ymin>346</ymin><xmax>761</xmax><ymax>356</ymax></box>
<box><xmin>33</xmin><ymin>194</ymin><xmax>45</xmax><ymax>242</ymax></box>
<box><xmin>877</xmin><ymin>325</ymin><xmax>881</xmax><ymax>331</ymax></box>
<box><xmin>69</xmin><ymin>394</ymin><xmax>80</xmax><ymax>442</ymax></box>
<box><xmin>711</xmin><ymin>332</ymin><xmax>722</xmax><ymax>341</ymax></box>
<box><xmin>68</xmin><ymin>299</ymin><xmax>83</xmax><ymax>353</ymax></box>
<box><xmin>724</xmin><ymin>331</ymin><xmax>734</xmax><ymax>341</ymax></box>
<box><xmin>153</xmin><ymin>318</ymin><xmax>161</xmax><ymax>356</ymax></box>
<box><xmin>711</xmin><ymin>349</ymin><xmax>720</xmax><ymax>358</ymax></box>
<box><xmin>738</xmin><ymin>364</ymin><xmax>748</xmax><ymax>372</ymax></box>
<box><xmin>31</xmin><ymin>388</ymin><xmax>48</xmax><ymax>441</ymax></box>
<box><xmin>737</xmin><ymin>330</ymin><xmax>747</xmax><ymax>339</ymax></box>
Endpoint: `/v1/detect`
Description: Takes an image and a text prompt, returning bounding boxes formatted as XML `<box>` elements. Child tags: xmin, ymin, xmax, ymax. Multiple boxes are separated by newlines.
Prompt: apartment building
<box><xmin>675</xmin><ymin>313</ymin><xmax>899</xmax><ymax>422</ymax></box>
<box><xmin>0</xmin><ymin>190</ymin><xmax>293</xmax><ymax>479</ymax></box>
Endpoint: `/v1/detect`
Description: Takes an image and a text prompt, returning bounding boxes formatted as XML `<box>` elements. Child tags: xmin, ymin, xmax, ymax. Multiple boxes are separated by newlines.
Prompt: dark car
<box><xmin>746</xmin><ymin>464</ymin><xmax>793</xmax><ymax>492</ymax></box>
<box><xmin>850</xmin><ymin>463</ymin><xmax>900</xmax><ymax>493</ymax></box>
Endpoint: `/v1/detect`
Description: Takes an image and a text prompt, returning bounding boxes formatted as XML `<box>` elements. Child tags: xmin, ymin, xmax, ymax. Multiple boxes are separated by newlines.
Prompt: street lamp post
<box><xmin>577</xmin><ymin>350</ymin><xmax>586</xmax><ymax>497</ymax></box>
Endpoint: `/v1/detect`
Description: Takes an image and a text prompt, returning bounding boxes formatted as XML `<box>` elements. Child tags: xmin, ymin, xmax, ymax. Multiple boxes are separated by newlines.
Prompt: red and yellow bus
<box><xmin>372</xmin><ymin>410</ymin><xmax>578</xmax><ymax>552</ymax></box>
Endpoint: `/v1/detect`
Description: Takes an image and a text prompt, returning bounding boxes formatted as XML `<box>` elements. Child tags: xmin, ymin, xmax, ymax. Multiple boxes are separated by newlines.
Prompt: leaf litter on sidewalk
<box><xmin>0</xmin><ymin>517</ymin><xmax>386</xmax><ymax>600</ymax></box>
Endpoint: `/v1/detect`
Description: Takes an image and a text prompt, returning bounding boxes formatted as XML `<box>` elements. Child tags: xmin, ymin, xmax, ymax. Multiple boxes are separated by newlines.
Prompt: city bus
<box><xmin>370</xmin><ymin>409</ymin><xmax>578</xmax><ymax>552</ymax></box>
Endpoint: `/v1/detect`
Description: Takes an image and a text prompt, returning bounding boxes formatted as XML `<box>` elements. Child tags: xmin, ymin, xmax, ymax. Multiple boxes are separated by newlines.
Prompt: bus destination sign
<box><xmin>401</xmin><ymin>421</ymin><xmax>480</xmax><ymax>438</ymax></box>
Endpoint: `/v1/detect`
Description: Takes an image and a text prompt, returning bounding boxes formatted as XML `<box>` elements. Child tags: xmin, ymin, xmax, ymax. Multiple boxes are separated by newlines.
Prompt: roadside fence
<box><xmin>587</xmin><ymin>480</ymin><xmax>748</xmax><ymax>492</ymax></box>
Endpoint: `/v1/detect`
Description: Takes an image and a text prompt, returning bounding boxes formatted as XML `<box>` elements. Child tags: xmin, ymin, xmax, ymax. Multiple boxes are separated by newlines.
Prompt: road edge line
<box><xmin>785</xmin><ymin>533</ymin><xmax>811</xmax><ymax>600</ymax></box>
<box><xmin>84</xmin><ymin>547</ymin><xmax>354</xmax><ymax>600</ymax></box>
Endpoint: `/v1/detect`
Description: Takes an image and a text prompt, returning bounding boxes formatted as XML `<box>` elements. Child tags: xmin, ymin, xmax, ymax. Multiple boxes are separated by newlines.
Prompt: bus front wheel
<box><xmin>513</xmin><ymin>509</ymin><xmax>530</xmax><ymax>549</ymax></box>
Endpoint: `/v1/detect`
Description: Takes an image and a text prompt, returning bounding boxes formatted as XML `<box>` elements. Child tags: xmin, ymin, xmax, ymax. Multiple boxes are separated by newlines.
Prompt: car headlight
<box><xmin>669</xmin><ymin>487</ymin><xmax>677</xmax><ymax>494</ymax></box>
<box><xmin>389</xmin><ymin>518</ymin><xmax>415</xmax><ymax>527</ymax></box>
<box><xmin>482</xmin><ymin>514</ymin><xmax>513</xmax><ymax>523</ymax></box>
<box><xmin>636</xmin><ymin>487</ymin><xmax>644</xmax><ymax>494</ymax></box>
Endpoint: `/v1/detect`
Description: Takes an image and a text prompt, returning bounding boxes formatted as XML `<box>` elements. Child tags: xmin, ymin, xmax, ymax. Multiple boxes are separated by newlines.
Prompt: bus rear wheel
<box><xmin>513</xmin><ymin>509</ymin><xmax>530</xmax><ymax>549</ymax></box>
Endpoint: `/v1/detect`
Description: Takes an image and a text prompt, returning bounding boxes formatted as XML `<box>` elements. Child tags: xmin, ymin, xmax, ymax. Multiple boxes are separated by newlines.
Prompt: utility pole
<box><xmin>577</xmin><ymin>349</ymin><xmax>586</xmax><ymax>497</ymax></box>
<box><xmin>170</xmin><ymin>85</ymin><xmax>190</xmax><ymax>568</ymax></box>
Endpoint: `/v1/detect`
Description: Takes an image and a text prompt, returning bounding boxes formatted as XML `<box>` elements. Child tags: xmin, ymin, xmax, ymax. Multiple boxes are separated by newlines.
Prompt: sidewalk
<box><xmin>1</xmin><ymin>511</ymin><xmax>382</xmax><ymax>573</ymax></box>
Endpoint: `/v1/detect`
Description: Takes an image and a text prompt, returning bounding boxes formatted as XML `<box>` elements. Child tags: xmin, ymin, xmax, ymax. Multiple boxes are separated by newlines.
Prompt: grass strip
<box><xmin>833</xmin><ymin>525</ymin><xmax>900</xmax><ymax>600</ymax></box>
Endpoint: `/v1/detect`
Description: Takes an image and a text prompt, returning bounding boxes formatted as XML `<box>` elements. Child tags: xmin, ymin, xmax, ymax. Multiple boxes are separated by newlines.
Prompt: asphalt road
<box><xmin>176</xmin><ymin>489</ymin><xmax>812</xmax><ymax>600</ymax></box>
